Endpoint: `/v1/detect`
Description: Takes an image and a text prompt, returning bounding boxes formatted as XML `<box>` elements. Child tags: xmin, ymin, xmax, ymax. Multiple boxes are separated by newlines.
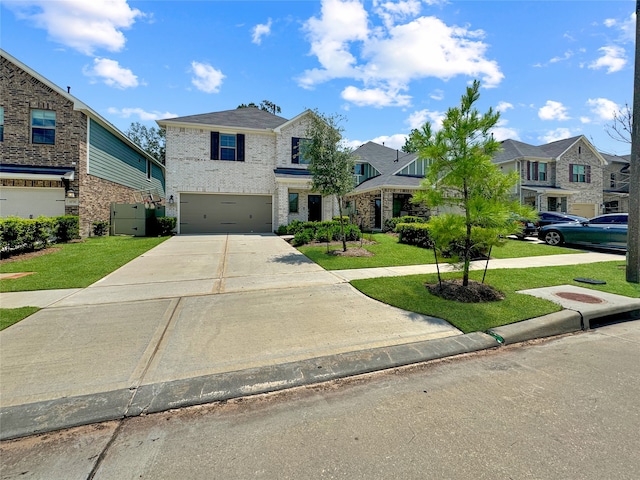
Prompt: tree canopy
<box><xmin>302</xmin><ymin>110</ymin><xmax>355</xmax><ymax>251</ymax></box>
<box><xmin>125</xmin><ymin>122</ymin><xmax>166</xmax><ymax>165</ymax></box>
<box><xmin>411</xmin><ymin>80</ymin><xmax>536</xmax><ymax>287</ymax></box>
<box><xmin>237</xmin><ymin>100</ymin><xmax>282</xmax><ymax>115</ymax></box>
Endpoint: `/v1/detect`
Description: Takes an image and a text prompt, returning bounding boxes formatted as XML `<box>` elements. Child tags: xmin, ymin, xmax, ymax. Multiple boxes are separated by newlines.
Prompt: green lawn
<box><xmin>351</xmin><ymin>261</ymin><xmax>639</xmax><ymax>333</ymax></box>
<box><xmin>0</xmin><ymin>235</ymin><xmax>169</xmax><ymax>330</ymax></box>
<box><xmin>298</xmin><ymin>233</ymin><xmax>581</xmax><ymax>270</ymax></box>
<box><xmin>0</xmin><ymin>235</ymin><xmax>168</xmax><ymax>292</ymax></box>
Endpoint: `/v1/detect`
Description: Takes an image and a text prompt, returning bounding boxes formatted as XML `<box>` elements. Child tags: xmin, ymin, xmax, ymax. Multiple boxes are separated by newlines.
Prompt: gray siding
<box><xmin>88</xmin><ymin>119</ymin><xmax>165</xmax><ymax>194</ymax></box>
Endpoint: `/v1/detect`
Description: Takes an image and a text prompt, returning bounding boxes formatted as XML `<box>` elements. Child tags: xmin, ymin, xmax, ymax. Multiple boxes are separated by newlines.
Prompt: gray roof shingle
<box><xmin>351</xmin><ymin>142</ymin><xmax>421</xmax><ymax>191</ymax></box>
<box><xmin>162</xmin><ymin>108</ymin><xmax>289</xmax><ymax>130</ymax></box>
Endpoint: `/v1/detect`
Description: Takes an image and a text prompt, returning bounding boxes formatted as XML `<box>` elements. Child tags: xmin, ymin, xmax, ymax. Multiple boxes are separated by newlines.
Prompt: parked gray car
<box><xmin>538</xmin><ymin>213</ymin><xmax>628</xmax><ymax>251</ymax></box>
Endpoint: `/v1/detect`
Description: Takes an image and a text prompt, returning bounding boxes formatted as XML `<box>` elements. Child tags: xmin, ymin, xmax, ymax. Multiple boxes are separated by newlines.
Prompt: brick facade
<box><xmin>1</xmin><ymin>51</ymin><xmax>164</xmax><ymax>237</ymax></box>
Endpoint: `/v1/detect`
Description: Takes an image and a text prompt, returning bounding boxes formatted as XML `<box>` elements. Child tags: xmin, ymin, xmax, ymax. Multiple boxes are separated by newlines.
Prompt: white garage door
<box><xmin>0</xmin><ymin>187</ymin><xmax>66</xmax><ymax>218</ymax></box>
<box><xmin>180</xmin><ymin>193</ymin><xmax>273</xmax><ymax>234</ymax></box>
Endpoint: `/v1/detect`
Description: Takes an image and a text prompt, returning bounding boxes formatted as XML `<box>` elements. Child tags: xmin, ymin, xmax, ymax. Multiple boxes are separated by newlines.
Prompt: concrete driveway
<box><xmin>0</xmin><ymin>235</ymin><xmax>459</xmax><ymax>429</ymax></box>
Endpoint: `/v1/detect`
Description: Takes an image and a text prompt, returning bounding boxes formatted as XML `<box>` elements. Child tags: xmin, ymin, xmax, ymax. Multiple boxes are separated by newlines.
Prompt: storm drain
<box><xmin>553</xmin><ymin>292</ymin><xmax>605</xmax><ymax>304</ymax></box>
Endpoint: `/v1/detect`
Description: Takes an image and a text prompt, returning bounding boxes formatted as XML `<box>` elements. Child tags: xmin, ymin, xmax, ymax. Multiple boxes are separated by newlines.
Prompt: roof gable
<box><xmin>352</xmin><ymin>142</ymin><xmax>416</xmax><ymax>174</ymax></box>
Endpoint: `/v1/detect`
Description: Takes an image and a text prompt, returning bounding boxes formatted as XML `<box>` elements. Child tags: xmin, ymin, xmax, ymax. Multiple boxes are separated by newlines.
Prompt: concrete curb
<box><xmin>487</xmin><ymin>310</ymin><xmax>584</xmax><ymax>345</ymax></box>
<box><xmin>0</xmin><ymin>332</ymin><xmax>497</xmax><ymax>441</ymax></box>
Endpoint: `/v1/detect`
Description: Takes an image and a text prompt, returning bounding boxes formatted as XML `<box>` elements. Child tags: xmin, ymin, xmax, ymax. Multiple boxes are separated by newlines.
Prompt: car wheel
<box><xmin>544</xmin><ymin>230</ymin><xmax>564</xmax><ymax>246</ymax></box>
<box><xmin>516</xmin><ymin>234</ymin><xmax>525</xmax><ymax>240</ymax></box>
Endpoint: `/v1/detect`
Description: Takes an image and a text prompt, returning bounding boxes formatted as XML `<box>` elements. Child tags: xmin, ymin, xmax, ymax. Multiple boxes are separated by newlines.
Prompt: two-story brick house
<box><xmin>492</xmin><ymin>135</ymin><xmax>606</xmax><ymax>218</ymax></box>
<box><xmin>0</xmin><ymin>49</ymin><xmax>165</xmax><ymax>236</ymax></box>
<box><xmin>158</xmin><ymin>108</ymin><xmax>341</xmax><ymax>234</ymax></box>
<box><xmin>601</xmin><ymin>152</ymin><xmax>630</xmax><ymax>213</ymax></box>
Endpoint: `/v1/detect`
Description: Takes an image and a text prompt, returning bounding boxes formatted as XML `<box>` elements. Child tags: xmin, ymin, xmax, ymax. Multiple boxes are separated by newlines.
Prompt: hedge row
<box><xmin>383</xmin><ymin>215</ymin><xmax>426</xmax><ymax>233</ymax></box>
<box><xmin>277</xmin><ymin>220</ymin><xmax>362</xmax><ymax>246</ymax></box>
<box><xmin>0</xmin><ymin>216</ymin><xmax>79</xmax><ymax>253</ymax></box>
<box><xmin>396</xmin><ymin>222</ymin><xmax>488</xmax><ymax>259</ymax></box>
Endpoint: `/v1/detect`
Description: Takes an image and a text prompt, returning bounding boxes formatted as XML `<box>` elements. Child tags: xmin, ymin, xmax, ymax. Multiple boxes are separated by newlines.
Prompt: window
<box><xmin>538</xmin><ymin>163</ymin><xmax>547</xmax><ymax>181</ymax></box>
<box><xmin>570</xmin><ymin>164</ymin><xmax>590</xmax><ymax>183</ymax></box>
<box><xmin>210</xmin><ymin>132</ymin><xmax>245</xmax><ymax>161</ymax></box>
<box><xmin>146</xmin><ymin>159</ymin><xmax>152</xmax><ymax>181</ymax></box>
<box><xmin>354</xmin><ymin>164</ymin><xmax>364</xmax><ymax>175</ymax></box>
<box><xmin>291</xmin><ymin>137</ymin><xmax>311</xmax><ymax>164</ymax></box>
<box><xmin>31</xmin><ymin>109</ymin><xmax>56</xmax><ymax>144</ymax></box>
<box><xmin>0</xmin><ymin>107</ymin><xmax>4</xmax><ymax>141</ymax></box>
<box><xmin>610</xmin><ymin>173</ymin><xmax>616</xmax><ymax>188</ymax></box>
<box><xmin>289</xmin><ymin>193</ymin><xmax>299</xmax><ymax>213</ymax></box>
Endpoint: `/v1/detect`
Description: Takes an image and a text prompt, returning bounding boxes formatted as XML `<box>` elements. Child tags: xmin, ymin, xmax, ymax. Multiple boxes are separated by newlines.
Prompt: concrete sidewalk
<box><xmin>1</xmin><ymin>235</ymin><xmax>638</xmax><ymax>440</ymax></box>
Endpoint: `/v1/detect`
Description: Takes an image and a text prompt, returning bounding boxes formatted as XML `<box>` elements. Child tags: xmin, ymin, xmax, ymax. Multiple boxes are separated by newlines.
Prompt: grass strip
<box><xmin>0</xmin><ymin>307</ymin><xmax>40</xmax><ymax>331</ymax></box>
<box><xmin>298</xmin><ymin>234</ymin><xmax>582</xmax><ymax>270</ymax></box>
<box><xmin>0</xmin><ymin>235</ymin><xmax>168</xmax><ymax>292</ymax></box>
<box><xmin>351</xmin><ymin>261</ymin><xmax>638</xmax><ymax>334</ymax></box>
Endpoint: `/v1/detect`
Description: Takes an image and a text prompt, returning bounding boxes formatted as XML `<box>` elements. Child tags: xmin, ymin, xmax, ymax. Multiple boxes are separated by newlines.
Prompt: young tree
<box><xmin>125</xmin><ymin>122</ymin><xmax>166</xmax><ymax>164</ymax></box>
<box><xmin>303</xmin><ymin>110</ymin><xmax>355</xmax><ymax>252</ymax></box>
<box><xmin>412</xmin><ymin>80</ymin><xmax>535</xmax><ymax>288</ymax></box>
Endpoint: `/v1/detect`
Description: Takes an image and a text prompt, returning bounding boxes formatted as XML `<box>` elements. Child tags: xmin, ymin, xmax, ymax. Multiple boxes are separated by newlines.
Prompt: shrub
<box><xmin>152</xmin><ymin>216</ymin><xmax>177</xmax><ymax>236</ymax></box>
<box><xmin>92</xmin><ymin>220</ymin><xmax>110</xmax><ymax>236</ymax></box>
<box><xmin>343</xmin><ymin>224</ymin><xmax>361</xmax><ymax>241</ymax></box>
<box><xmin>55</xmin><ymin>216</ymin><xmax>79</xmax><ymax>242</ymax></box>
<box><xmin>0</xmin><ymin>217</ymin><xmax>25</xmax><ymax>251</ymax></box>
<box><xmin>276</xmin><ymin>224</ymin><xmax>288</xmax><ymax>235</ymax></box>
<box><xmin>292</xmin><ymin>229</ymin><xmax>313</xmax><ymax>246</ymax></box>
<box><xmin>0</xmin><ymin>216</ymin><xmax>57</xmax><ymax>254</ymax></box>
<box><xmin>396</xmin><ymin>223</ymin><xmax>432</xmax><ymax>249</ymax></box>
<box><xmin>383</xmin><ymin>215</ymin><xmax>426</xmax><ymax>233</ymax></box>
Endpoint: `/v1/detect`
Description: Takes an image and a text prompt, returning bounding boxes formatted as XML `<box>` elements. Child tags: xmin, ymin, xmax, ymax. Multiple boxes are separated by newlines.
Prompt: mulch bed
<box><xmin>328</xmin><ymin>247</ymin><xmax>374</xmax><ymax>257</ymax></box>
<box><xmin>0</xmin><ymin>247</ymin><xmax>61</xmax><ymax>264</ymax></box>
<box><xmin>426</xmin><ymin>279</ymin><xmax>504</xmax><ymax>303</ymax></box>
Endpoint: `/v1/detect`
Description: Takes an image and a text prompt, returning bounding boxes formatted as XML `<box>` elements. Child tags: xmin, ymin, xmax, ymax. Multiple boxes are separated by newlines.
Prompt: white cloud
<box><xmin>407</xmin><ymin>109</ymin><xmax>445</xmax><ymax>130</ymax></box>
<box><xmin>252</xmin><ymin>18</ymin><xmax>272</xmax><ymax>45</ymax></box>
<box><xmin>299</xmin><ymin>0</ymin><xmax>503</xmax><ymax>107</ymax></box>
<box><xmin>430</xmin><ymin>89</ymin><xmax>444</xmax><ymax>101</ymax></box>
<box><xmin>538</xmin><ymin>100</ymin><xmax>570</xmax><ymax>121</ymax></box>
<box><xmin>589</xmin><ymin>45</ymin><xmax>626</xmax><ymax>73</ymax></box>
<box><xmin>373</xmin><ymin>0</ymin><xmax>422</xmax><ymax>29</ymax></box>
<box><xmin>580</xmin><ymin>117</ymin><xmax>592</xmax><ymax>124</ymax></box>
<box><xmin>490</xmin><ymin>120</ymin><xmax>519</xmax><ymax>141</ymax></box>
<box><xmin>539</xmin><ymin>128</ymin><xmax>576</xmax><ymax>143</ymax></box>
<box><xmin>83</xmin><ymin>58</ymin><xmax>138</xmax><ymax>89</ymax></box>
<box><xmin>5</xmin><ymin>0</ymin><xmax>142</xmax><ymax>55</ymax></box>
<box><xmin>604</xmin><ymin>12</ymin><xmax>636</xmax><ymax>42</ymax></box>
<box><xmin>369</xmin><ymin>133</ymin><xmax>408</xmax><ymax>150</ymax></box>
<box><xmin>586</xmin><ymin>97</ymin><xmax>619</xmax><ymax>121</ymax></box>
<box><xmin>341</xmin><ymin>85</ymin><xmax>411</xmax><ymax>107</ymax></box>
<box><xmin>107</xmin><ymin>107</ymin><xmax>178</xmax><ymax>121</ymax></box>
<box><xmin>496</xmin><ymin>101</ymin><xmax>513</xmax><ymax>113</ymax></box>
<box><xmin>190</xmin><ymin>61</ymin><xmax>225</xmax><ymax>93</ymax></box>
<box><xmin>549</xmin><ymin>50</ymin><xmax>573</xmax><ymax>63</ymax></box>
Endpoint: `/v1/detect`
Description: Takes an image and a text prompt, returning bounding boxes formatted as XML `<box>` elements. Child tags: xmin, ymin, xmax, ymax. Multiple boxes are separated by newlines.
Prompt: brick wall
<box><xmin>555</xmin><ymin>139</ymin><xmax>604</xmax><ymax>211</ymax></box>
<box><xmin>0</xmin><ymin>56</ymin><xmax>82</xmax><ymax>209</ymax></box>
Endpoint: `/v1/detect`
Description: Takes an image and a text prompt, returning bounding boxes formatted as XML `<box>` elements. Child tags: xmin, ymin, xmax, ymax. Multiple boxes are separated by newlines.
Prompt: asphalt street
<box><xmin>2</xmin><ymin>319</ymin><xmax>639</xmax><ymax>480</ymax></box>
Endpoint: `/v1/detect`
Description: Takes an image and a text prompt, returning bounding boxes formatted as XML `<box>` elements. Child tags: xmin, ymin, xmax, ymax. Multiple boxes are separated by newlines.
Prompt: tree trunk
<box><xmin>338</xmin><ymin>197</ymin><xmax>347</xmax><ymax>252</ymax></box>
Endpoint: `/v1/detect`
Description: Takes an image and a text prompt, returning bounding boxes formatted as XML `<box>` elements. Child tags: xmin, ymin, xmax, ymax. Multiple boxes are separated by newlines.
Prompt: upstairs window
<box><xmin>0</xmin><ymin>107</ymin><xmax>4</xmax><ymax>141</ymax></box>
<box><xmin>210</xmin><ymin>132</ymin><xmax>245</xmax><ymax>161</ymax></box>
<box><xmin>291</xmin><ymin>137</ymin><xmax>311</xmax><ymax>164</ymax></box>
<box><xmin>31</xmin><ymin>109</ymin><xmax>56</xmax><ymax>144</ymax></box>
<box><xmin>570</xmin><ymin>164</ymin><xmax>590</xmax><ymax>183</ymax></box>
<box><xmin>146</xmin><ymin>159</ymin><xmax>152</xmax><ymax>181</ymax></box>
<box><xmin>526</xmin><ymin>161</ymin><xmax>547</xmax><ymax>181</ymax></box>
<box><xmin>610</xmin><ymin>173</ymin><xmax>616</xmax><ymax>188</ymax></box>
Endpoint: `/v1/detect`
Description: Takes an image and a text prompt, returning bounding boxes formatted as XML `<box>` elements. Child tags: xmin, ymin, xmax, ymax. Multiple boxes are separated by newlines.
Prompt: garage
<box><xmin>0</xmin><ymin>187</ymin><xmax>66</xmax><ymax>218</ymax></box>
<box><xmin>179</xmin><ymin>193</ymin><xmax>273</xmax><ymax>234</ymax></box>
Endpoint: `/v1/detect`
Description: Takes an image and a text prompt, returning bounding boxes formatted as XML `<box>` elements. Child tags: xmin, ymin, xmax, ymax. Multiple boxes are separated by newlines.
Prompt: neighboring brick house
<box><xmin>492</xmin><ymin>136</ymin><xmax>606</xmax><ymax>218</ymax></box>
<box><xmin>158</xmin><ymin>108</ymin><xmax>340</xmax><ymax>234</ymax></box>
<box><xmin>347</xmin><ymin>141</ymin><xmax>430</xmax><ymax>230</ymax></box>
<box><xmin>0</xmin><ymin>49</ymin><xmax>165</xmax><ymax>236</ymax></box>
<box><xmin>601</xmin><ymin>152</ymin><xmax>630</xmax><ymax>213</ymax></box>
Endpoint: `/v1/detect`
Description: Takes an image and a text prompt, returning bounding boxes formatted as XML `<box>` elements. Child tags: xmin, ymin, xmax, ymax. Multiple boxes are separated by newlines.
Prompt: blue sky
<box><xmin>2</xmin><ymin>0</ymin><xmax>636</xmax><ymax>155</ymax></box>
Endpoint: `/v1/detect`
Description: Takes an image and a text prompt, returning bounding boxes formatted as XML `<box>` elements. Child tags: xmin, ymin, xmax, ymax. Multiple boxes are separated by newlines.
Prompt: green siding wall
<box><xmin>398</xmin><ymin>158</ymin><xmax>431</xmax><ymax>177</ymax></box>
<box><xmin>88</xmin><ymin>119</ymin><xmax>165</xmax><ymax>194</ymax></box>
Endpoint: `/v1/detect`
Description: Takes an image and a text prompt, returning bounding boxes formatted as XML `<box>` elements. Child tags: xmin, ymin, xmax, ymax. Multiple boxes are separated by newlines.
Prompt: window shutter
<box><xmin>292</xmin><ymin>137</ymin><xmax>300</xmax><ymax>164</ymax></box>
<box><xmin>569</xmin><ymin>163</ymin><xmax>574</xmax><ymax>182</ymax></box>
<box><xmin>236</xmin><ymin>134</ymin><xmax>245</xmax><ymax>161</ymax></box>
<box><xmin>526</xmin><ymin>161</ymin><xmax>531</xmax><ymax>180</ymax></box>
<box><xmin>586</xmin><ymin>165</ymin><xmax>591</xmax><ymax>183</ymax></box>
<box><xmin>533</xmin><ymin>162</ymin><xmax>539</xmax><ymax>181</ymax></box>
<box><xmin>211</xmin><ymin>132</ymin><xmax>219</xmax><ymax>160</ymax></box>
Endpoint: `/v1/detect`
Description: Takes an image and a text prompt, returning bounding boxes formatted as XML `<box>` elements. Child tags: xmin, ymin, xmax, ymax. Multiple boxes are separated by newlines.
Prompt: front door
<box><xmin>308</xmin><ymin>195</ymin><xmax>322</xmax><ymax>222</ymax></box>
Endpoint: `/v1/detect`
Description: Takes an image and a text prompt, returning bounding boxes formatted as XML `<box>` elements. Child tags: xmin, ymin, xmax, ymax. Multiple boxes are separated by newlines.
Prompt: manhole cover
<box><xmin>554</xmin><ymin>292</ymin><xmax>604</xmax><ymax>304</ymax></box>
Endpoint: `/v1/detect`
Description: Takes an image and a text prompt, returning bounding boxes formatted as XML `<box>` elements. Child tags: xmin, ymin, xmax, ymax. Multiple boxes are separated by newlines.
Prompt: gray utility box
<box><xmin>110</xmin><ymin>203</ymin><xmax>165</xmax><ymax>236</ymax></box>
